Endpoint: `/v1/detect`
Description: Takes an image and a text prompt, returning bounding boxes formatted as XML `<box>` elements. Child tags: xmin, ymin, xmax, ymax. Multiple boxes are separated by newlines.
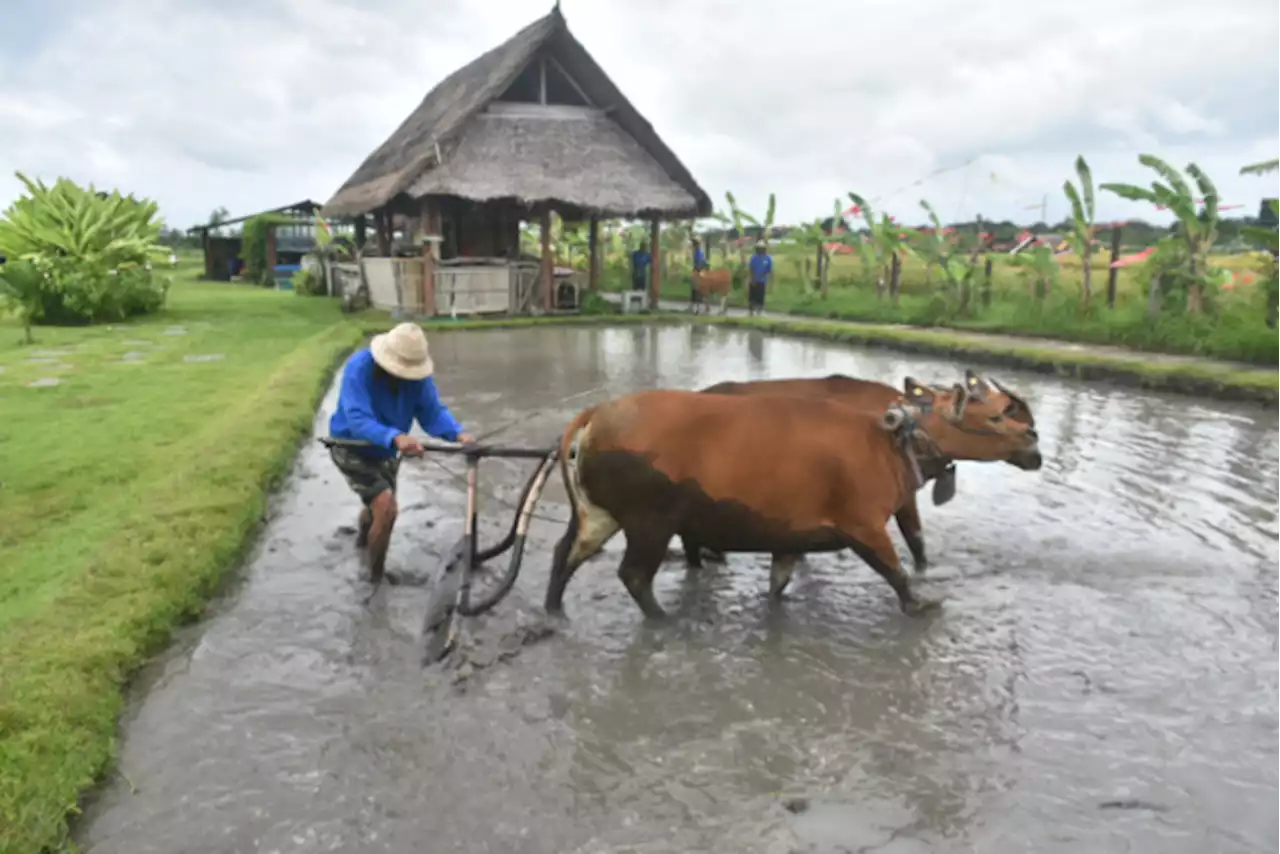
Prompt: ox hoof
<box><xmin>902</xmin><ymin>596</ymin><xmax>942</xmax><ymax>616</ymax></box>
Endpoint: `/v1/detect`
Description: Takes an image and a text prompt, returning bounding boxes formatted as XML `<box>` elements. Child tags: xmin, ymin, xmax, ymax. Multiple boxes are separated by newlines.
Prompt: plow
<box><xmin>320</xmin><ymin>436</ymin><xmax>559</xmax><ymax>665</ymax></box>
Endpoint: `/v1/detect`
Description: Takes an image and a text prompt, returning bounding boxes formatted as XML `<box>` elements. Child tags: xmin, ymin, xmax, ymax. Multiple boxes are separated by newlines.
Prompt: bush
<box><xmin>0</xmin><ymin>172</ymin><xmax>170</xmax><ymax>327</ymax></box>
<box><xmin>292</xmin><ymin>267</ymin><xmax>327</xmax><ymax>297</ymax></box>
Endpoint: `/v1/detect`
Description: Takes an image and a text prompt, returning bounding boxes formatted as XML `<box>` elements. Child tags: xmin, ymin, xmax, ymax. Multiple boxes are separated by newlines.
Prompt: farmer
<box><xmin>747</xmin><ymin>239</ymin><xmax>773</xmax><ymax>316</ymax></box>
<box><xmin>328</xmin><ymin>322</ymin><xmax>474</xmax><ymax>584</ymax></box>
<box><xmin>690</xmin><ymin>235</ymin><xmax>709</xmax><ymax>306</ymax></box>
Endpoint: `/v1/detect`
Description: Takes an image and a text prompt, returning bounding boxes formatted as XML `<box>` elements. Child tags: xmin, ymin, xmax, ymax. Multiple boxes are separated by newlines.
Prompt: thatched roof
<box><xmin>321</xmin><ymin>6</ymin><xmax>710</xmax><ymax>220</ymax></box>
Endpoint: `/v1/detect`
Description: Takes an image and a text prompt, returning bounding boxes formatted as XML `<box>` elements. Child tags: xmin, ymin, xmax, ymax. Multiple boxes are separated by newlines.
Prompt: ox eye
<box><xmin>989</xmin><ymin>414</ymin><xmax>1004</xmax><ymax>424</ymax></box>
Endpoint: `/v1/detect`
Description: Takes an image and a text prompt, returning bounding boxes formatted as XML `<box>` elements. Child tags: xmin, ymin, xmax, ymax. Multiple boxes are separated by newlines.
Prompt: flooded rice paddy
<box><xmin>79</xmin><ymin>325</ymin><xmax>1279</xmax><ymax>853</ymax></box>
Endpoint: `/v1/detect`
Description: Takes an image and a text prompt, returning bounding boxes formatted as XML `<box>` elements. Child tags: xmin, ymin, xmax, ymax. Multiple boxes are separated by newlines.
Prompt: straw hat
<box><xmin>370</xmin><ymin>322</ymin><xmax>434</xmax><ymax>380</ymax></box>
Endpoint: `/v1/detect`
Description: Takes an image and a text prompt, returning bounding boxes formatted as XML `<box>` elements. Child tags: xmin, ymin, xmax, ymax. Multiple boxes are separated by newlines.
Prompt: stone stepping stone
<box><xmin>183</xmin><ymin>353</ymin><xmax>225</xmax><ymax>364</ymax></box>
<box><xmin>30</xmin><ymin>348</ymin><xmax>73</xmax><ymax>357</ymax></box>
<box><xmin>121</xmin><ymin>351</ymin><xmax>148</xmax><ymax>363</ymax></box>
<box><xmin>28</xmin><ymin>377</ymin><xmax>62</xmax><ymax>388</ymax></box>
<box><xmin>24</xmin><ymin>357</ymin><xmax>59</xmax><ymax>365</ymax></box>
<box><xmin>123</xmin><ymin>339</ymin><xmax>154</xmax><ymax>346</ymax></box>
<box><xmin>163</xmin><ymin>327</ymin><xmax>188</xmax><ymax>336</ymax></box>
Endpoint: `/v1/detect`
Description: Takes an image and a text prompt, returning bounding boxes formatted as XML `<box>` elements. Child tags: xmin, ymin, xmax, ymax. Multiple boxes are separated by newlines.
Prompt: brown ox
<box><xmin>545</xmin><ymin>379</ymin><xmax>1042</xmax><ymax>620</ymax></box>
<box><xmin>690</xmin><ymin>269</ymin><xmax>732</xmax><ymax>315</ymax></box>
<box><xmin>683</xmin><ymin>369</ymin><xmax>1037</xmax><ymax>572</ymax></box>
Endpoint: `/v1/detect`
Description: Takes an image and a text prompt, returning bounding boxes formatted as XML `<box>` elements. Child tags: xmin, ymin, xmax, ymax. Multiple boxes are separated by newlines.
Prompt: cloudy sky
<box><xmin>2</xmin><ymin>0</ymin><xmax>1276</xmax><ymax>231</ymax></box>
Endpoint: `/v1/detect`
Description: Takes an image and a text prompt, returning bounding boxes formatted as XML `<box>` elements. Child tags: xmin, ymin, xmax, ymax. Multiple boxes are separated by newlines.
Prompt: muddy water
<box><xmin>79</xmin><ymin>326</ymin><xmax>1279</xmax><ymax>854</ymax></box>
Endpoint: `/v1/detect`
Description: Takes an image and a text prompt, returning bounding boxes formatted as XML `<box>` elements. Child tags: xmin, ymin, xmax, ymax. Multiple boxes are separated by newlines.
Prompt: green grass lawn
<box><xmin>0</xmin><ymin>263</ymin><xmax>362</xmax><ymax>854</ymax></box>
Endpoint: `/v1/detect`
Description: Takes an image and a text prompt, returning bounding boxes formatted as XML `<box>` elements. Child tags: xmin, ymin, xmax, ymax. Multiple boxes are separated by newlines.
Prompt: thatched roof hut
<box><xmin>321</xmin><ymin>6</ymin><xmax>711</xmax><ymax>222</ymax></box>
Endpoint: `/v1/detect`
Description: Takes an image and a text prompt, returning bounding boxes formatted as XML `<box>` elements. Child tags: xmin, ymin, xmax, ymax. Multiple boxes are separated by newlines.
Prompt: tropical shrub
<box><xmin>0</xmin><ymin>172</ymin><xmax>170</xmax><ymax>326</ymax></box>
<box><xmin>240</xmin><ymin>213</ymin><xmax>291</xmax><ymax>286</ymax></box>
<box><xmin>291</xmin><ymin>267</ymin><xmax>327</xmax><ymax>297</ymax></box>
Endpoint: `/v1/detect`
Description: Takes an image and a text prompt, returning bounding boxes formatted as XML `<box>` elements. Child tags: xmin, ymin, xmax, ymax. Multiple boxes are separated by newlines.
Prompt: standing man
<box><xmin>630</xmin><ymin>242</ymin><xmax>651</xmax><ymax>293</ymax></box>
<box><xmin>328</xmin><ymin>322</ymin><xmax>475</xmax><ymax>584</ymax></box>
<box><xmin>690</xmin><ymin>234</ymin><xmax>709</xmax><ymax>310</ymax></box>
<box><xmin>747</xmin><ymin>238</ymin><xmax>773</xmax><ymax>316</ymax></box>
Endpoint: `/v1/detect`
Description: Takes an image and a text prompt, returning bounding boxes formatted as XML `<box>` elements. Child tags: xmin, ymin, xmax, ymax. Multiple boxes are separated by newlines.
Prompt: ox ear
<box><xmin>963</xmin><ymin>369</ymin><xmax>991</xmax><ymax>401</ymax></box>
<box><xmin>949</xmin><ymin>382</ymin><xmax>970</xmax><ymax>420</ymax></box>
<box><xmin>903</xmin><ymin>376</ymin><xmax>935</xmax><ymax>405</ymax></box>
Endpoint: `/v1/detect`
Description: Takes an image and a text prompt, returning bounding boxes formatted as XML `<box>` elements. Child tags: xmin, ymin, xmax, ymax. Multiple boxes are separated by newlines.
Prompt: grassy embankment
<box><xmin>0</xmin><ymin>257</ymin><xmax>362</xmax><ymax>854</ymax></box>
<box><xmin>602</xmin><ymin>246</ymin><xmax>1279</xmax><ymax>366</ymax></box>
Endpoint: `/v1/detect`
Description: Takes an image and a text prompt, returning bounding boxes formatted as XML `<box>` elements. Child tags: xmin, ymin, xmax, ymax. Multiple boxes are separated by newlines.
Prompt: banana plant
<box><xmin>731</xmin><ymin>191</ymin><xmax>777</xmax><ymax>245</ymax></box>
<box><xmin>0</xmin><ymin>172</ymin><xmax>168</xmax><ymax>269</ymax></box>
<box><xmin>1005</xmin><ymin>244</ymin><xmax>1059</xmax><ymax>301</ymax></box>
<box><xmin>0</xmin><ymin>171</ymin><xmax>169</xmax><ymax>322</ymax></box>
<box><xmin>1062</xmin><ymin>155</ymin><xmax>1097</xmax><ymax>306</ymax></box>
<box><xmin>1101</xmin><ymin>154</ymin><xmax>1221</xmax><ymax>314</ymax></box>
<box><xmin>913</xmin><ymin>199</ymin><xmax>988</xmax><ymax>314</ymax></box>
<box><xmin>1250</xmin><ymin>201</ymin><xmax>1280</xmax><ymax>328</ymax></box>
<box><xmin>847</xmin><ymin>192</ymin><xmax>911</xmax><ymax>299</ymax></box>
<box><xmin>1240</xmin><ymin>159</ymin><xmax>1279</xmax><ymax>176</ymax></box>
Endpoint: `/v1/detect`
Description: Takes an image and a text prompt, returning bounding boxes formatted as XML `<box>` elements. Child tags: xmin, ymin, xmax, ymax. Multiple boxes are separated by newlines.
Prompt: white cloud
<box><xmin>0</xmin><ymin>0</ymin><xmax>1275</xmax><ymax>231</ymax></box>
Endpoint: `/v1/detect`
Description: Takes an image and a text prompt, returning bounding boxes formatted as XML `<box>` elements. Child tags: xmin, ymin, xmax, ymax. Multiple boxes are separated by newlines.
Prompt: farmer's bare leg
<box><xmin>366</xmin><ymin>489</ymin><xmax>398</xmax><ymax>584</ymax></box>
<box><xmin>356</xmin><ymin>506</ymin><xmax>372</xmax><ymax>548</ymax></box>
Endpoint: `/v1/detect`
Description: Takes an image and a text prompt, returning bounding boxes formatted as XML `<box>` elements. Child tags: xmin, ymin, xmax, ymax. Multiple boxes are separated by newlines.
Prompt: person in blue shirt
<box><xmin>630</xmin><ymin>244</ymin><xmax>651</xmax><ymax>292</ymax></box>
<box><xmin>690</xmin><ymin>235</ymin><xmax>709</xmax><ymax>308</ymax></box>
<box><xmin>328</xmin><ymin>322</ymin><xmax>474</xmax><ymax>584</ymax></box>
<box><xmin>747</xmin><ymin>239</ymin><xmax>773</xmax><ymax>316</ymax></box>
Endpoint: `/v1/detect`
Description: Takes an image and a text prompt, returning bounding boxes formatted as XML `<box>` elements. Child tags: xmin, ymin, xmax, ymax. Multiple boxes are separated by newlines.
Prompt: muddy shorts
<box><xmin>748</xmin><ymin>281</ymin><xmax>767</xmax><ymax>309</ymax></box>
<box><xmin>329</xmin><ymin>445</ymin><xmax>401</xmax><ymax>506</ymax></box>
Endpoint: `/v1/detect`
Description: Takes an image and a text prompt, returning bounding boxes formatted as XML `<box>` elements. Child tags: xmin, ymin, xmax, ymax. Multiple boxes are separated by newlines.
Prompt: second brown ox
<box><xmin>690</xmin><ymin>269</ymin><xmax>732</xmax><ymax>315</ymax></box>
<box><xmin>545</xmin><ymin>379</ymin><xmax>1042</xmax><ymax>620</ymax></box>
<box><xmin>681</xmin><ymin>369</ymin><xmax>1038</xmax><ymax>572</ymax></box>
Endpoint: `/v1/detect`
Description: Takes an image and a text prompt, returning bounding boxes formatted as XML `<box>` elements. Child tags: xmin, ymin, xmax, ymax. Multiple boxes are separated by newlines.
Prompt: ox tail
<box><xmin>544</xmin><ymin>405</ymin><xmax>620</xmax><ymax>615</ymax></box>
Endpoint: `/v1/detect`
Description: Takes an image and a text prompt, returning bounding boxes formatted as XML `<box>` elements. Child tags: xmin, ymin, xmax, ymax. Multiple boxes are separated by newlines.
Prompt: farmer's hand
<box><xmin>457</xmin><ymin>432</ymin><xmax>477</xmax><ymax>446</ymax></box>
<box><xmin>393</xmin><ymin>434</ymin><xmax>425</xmax><ymax>457</ymax></box>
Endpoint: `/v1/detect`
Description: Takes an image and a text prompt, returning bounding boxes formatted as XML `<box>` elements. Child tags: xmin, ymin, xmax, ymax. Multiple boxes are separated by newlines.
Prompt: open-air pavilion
<box><xmin>320</xmin><ymin>4</ymin><xmax>711</xmax><ymax>316</ymax></box>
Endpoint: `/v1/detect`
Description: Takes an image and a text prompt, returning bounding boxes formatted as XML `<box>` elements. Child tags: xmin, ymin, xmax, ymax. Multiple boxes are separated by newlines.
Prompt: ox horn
<box><xmin>879</xmin><ymin>405</ymin><xmax>907</xmax><ymax>432</ymax></box>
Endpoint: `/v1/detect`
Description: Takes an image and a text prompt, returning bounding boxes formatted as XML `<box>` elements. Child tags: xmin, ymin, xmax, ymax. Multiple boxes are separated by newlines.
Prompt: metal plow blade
<box><xmin>420</xmin><ymin>535</ymin><xmax>470</xmax><ymax>666</ymax></box>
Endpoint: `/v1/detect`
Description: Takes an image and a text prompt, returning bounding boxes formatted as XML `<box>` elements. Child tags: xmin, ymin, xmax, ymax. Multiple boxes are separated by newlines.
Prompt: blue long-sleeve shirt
<box><xmin>328</xmin><ymin>349</ymin><xmax>464</xmax><ymax>459</ymax></box>
<box><xmin>749</xmin><ymin>252</ymin><xmax>773</xmax><ymax>284</ymax></box>
<box><xmin>692</xmin><ymin>246</ymin><xmax>707</xmax><ymax>270</ymax></box>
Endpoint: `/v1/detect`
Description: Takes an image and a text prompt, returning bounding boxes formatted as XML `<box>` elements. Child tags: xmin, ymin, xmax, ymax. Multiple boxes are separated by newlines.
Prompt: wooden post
<box><xmin>649</xmin><ymin>219</ymin><xmax>661</xmax><ymax>308</ymax></box>
<box><xmin>588</xmin><ymin>215</ymin><xmax>600</xmax><ymax>291</ymax></box>
<box><xmin>202</xmin><ymin>231</ymin><xmax>213</xmax><ymax>279</ymax></box>
<box><xmin>420</xmin><ymin>197</ymin><xmax>439</xmax><ymax>316</ymax></box>
<box><xmin>355</xmin><ymin>215</ymin><xmax>367</xmax><ymax>251</ymax></box>
<box><xmin>983</xmin><ymin>256</ymin><xmax>994</xmax><ymax>307</ymax></box>
<box><xmin>375</xmin><ymin>210</ymin><xmax>391</xmax><ymax>256</ymax></box>
<box><xmin>1106</xmin><ymin>225</ymin><xmax>1122</xmax><ymax>308</ymax></box>
<box><xmin>889</xmin><ymin>251</ymin><xmax>902</xmax><ymax>305</ymax></box>
<box><xmin>540</xmin><ymin>208</ymin><xmax>554</xmax><ymax>312</ymax></box>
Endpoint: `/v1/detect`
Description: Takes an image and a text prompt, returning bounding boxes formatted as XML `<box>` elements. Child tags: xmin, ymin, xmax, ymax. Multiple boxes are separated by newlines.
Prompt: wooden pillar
<box><xmin>202</xmin><ymin>231</ymin><xmax>212</xmax><ymax>279</ymax></box>
<box><xmin>588</xmin><ymin>215</ymin><xmax>600</xmax><ymax>291</ymax></box>
<box><xmin>649</xmin><ymin>218</ymin><xmax>661</xmax><ymax>308</ymax></box>
<box><xmin>541</xmin><ymin>208</ymin><xmax>554</xmax><ymax>312</ymax></box>
<box><xmin>1106</xmin><ymin>225</ymin><xmax>1122</xmax><ymax>308</ymax></box>
<box><xmin>375</xmin><ymin>209</ymin><xmax>391</xmax><ymax>256</ymax></box>
<box><xmin>355</xmin><ymin>215</ymin><xmax>367</xmax><ymax>250</ymax></box>
<box><xmin>420</xmin><ymin>197</ymin><xmax>440</xmax><ymax>316</ymax></box>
